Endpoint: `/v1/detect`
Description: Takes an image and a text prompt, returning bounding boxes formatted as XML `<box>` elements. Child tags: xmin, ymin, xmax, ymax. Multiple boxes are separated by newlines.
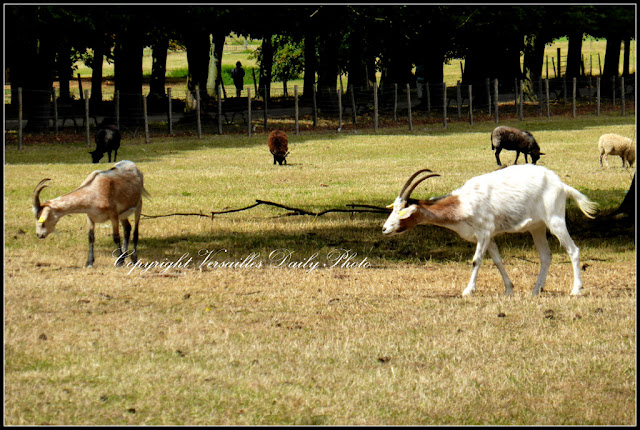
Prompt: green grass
<box><xmin>4</xmin><ymin>116</ymin><xmax>636</xmax><ymax>425</ymax></box>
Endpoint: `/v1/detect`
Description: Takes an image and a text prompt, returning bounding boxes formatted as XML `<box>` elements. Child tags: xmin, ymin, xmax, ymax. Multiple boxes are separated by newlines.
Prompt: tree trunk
<box><xmin>602</xmin><ymin>37</ymin><xmax>621</xmax><ymax>98</ymax></box>
<box><xmin>184</xmin><ymin>31</ymin><xmax>211</xmax><ymax>110</ymax></box>
<box><xmin>316</xmin><ymin>31</ymin><xmax>340</xmax><ymax>110</ymax></box>
<box><xmin>114</xmin><ymin>25</ymin><xmax>144</xmax><ymax>127</ymax></box>
<box><xmin>565</xmin><ymin>32</ymin><xmax>584</xmax><ymax>78</ymax></box>
<box><xmin>346</xmin><ymin>30</ymin><xmax>367</xmax><ymax>94</ymax></box>
<box><xmin>90</xmin><ymin>43</ymin><xmax>104</xmax><ymax>110</ymax></box>
<box><xmin>622</xmin><ymin>38</ymin><xmax>631</xmax><ymax>77</ymax></box>
<box><xmin>302</xmin><ymin>31</ymin><xmax>317</xmax><ymax>100</ymax></box>
<box><xmin>613</xmin><ymin>173</ymin><xmax>635</xmax><ymax>220</ymax></box>
<box><xmin>149</xmin><ymin>37</ymin><xmax>168</xmax><ymax>102</ymax></box>
<box><xmin>23</xmin><ymin>34</ymin><xmax>56</xmax><ymax>132</ymax></box>
<box><xmin>57</xmin><ymin>46</ymin><xmax>73</xmax><ymax>102</ymax></box>
<box><xmin>212</xmin><ymin>31</ymin><xmax>225</xmax><ymax>99</ymax></box>
<box><xmin>258</xmin><ymin>35</ymin><xmax>273</xmax><ymax>100</ymax></box>
<box><xmin>523</xmin><ymin>33</ymin><xmax>546</xmax><ymax>101</ymax></box>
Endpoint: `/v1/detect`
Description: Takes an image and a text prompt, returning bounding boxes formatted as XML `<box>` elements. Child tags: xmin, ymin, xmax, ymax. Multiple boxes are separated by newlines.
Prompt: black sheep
<box><xmin>491</xmin><ymin>125</ymin><xmax>545</xmax><ymax>166</ymax></box>
<box><xmin>90</xmin><ymin>120</ymin><xmax>121</xmax><ymax>164</ymax></box>
<box><xmin>267</xmin><ymin>130</ymin><xmax>289</xmax><ymax>165</ymax></box>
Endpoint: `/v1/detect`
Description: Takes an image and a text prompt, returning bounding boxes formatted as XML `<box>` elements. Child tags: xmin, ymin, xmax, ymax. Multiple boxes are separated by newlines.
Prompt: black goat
<box><xmin>90</xmin><ymin>121</ymin><xmax>121</xmax><ymax>163</ymax></box>
<box><xmin>491</xmin><ymin>125</ymin><xmax>545</xmax><ymax>166</ymax></box>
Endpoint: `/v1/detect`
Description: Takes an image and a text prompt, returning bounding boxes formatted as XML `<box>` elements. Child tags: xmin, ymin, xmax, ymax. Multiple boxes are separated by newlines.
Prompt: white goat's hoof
<box><xmin>462</xmin><ymin>289</ymin><xmax>474</xmax><ymax>297</ymax></box>
<box><xmin>570</xmin><ymin>289</ymin><xmax>582</xmax><ymax>296</ymax></box>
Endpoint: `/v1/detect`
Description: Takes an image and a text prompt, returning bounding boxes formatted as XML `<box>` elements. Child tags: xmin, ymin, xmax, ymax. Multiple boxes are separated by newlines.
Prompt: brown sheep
<box><xmin>267</xmin><ymin>130</ymin><xmax>289</xmax><ymax>165</ymax></box>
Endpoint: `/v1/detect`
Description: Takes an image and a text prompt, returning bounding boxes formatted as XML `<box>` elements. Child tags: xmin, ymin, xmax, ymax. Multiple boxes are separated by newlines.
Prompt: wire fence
<box><xmin>5</xmin><ymin>75</ymin><xmax>635</xmax><ymax>149</ymax></box>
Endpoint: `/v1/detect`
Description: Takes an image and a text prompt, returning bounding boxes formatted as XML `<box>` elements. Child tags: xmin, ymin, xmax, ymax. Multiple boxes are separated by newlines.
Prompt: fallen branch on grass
<box><xmin>141</xmin><ymin>200</ymin><xmax>391</xmax><ymax>220</ymax></box>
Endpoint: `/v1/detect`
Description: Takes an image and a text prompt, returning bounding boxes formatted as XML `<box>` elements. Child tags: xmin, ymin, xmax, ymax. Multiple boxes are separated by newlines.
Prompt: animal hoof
<box><xmin>570</xmin><ymin>289</ymin><xmax>582</xmax><ymax>296</ymax></box>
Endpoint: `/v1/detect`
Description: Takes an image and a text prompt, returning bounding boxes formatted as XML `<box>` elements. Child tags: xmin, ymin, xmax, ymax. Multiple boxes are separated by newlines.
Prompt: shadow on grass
<box><xmin>133</xmin><ymin>210</ymin><xmax>634</xmax><ymax>268</ymax></box>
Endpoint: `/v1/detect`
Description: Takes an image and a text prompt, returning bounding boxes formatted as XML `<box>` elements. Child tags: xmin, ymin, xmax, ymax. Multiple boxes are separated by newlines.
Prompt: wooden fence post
<box><xmin>486</xmin><ymin>78</ymin><xmax>491</xmax><ymax>116</ymax></box>
<box><xmin>294</xmin><ymin>85</ymin><xmax>299</xmax><ymax>135</ymax></box>
<box><xmin>442</xmin><ymin>82</ymin><xmax>447</xmax><ymax>129</ymax></box>
<box><xmin>545</xmin><ymin>78</ymin><xmax>550</xmax><ymax>119</ymax></box>
<box><xmin>247</xmin><ymin>87</ymin><xmax>252</xmax><ymax>136</ymax></box>
<box><xmin>572</xmin><ymin>77</ymin><xmax>577</xmax><ymax>119</ymax></box>
<box><xmin>338</xmin><ymin>88</ymin><xmax>343</xmax><ymax>131</ymax></box>
<box><xmin>373</xmin><ymin>82</ymin><xmax>378</xmax><ymax>133</ymax></box>
<box><xmin>350</xmin><ymin>86</ymin><xmax>357</xmax><ymax>125</ymax></box>
<box><xmin>493</xmin><ymin>78</ymin><xmax>499</xmax><ymax>124</ymax></box>
<box><xmin>218</xmin><ymin>86</ymin><xmax>223</xmax><ymax>134</ymax></box>
<box><xmin>456</xmin><ymin>82</ymin><xmax>462</xmax><ymax>119</ymax></box>
<box><xmin>196</xmin><ymin>85</ymin><xmax>202</xmax><ymax>139</ymax></box>
<box><xmin>84</xmin><ymin>89</ymin><xmax>91</xmax><ymax>146</ymax></box>
<box><xmin>78</xmin><ymin>74</ymin><xmax>83</xmax><ymax>100</ymax></box>
<box><xmin>562</xmin><ymin>76</ymin><xmax>567</xmax><ymax>107</ymax></box>
<box><xmin>538</xmin><ymin>77</ymin><xmax>543</xmax><ymax>115</ymax></box>
<box><xmin>262</xmin><ymin>86</ymin><xmax>268</xmax><ymax>131</ymax></box>
<box><xmin>425</xmin><ymin>82</ymin><xmax>431</xmax><ymax>116</ymax></box>
<box><xmin>407</xmin><ymin>83</ymin><xmax>413</xmax><ymax>131</ymax></box>
<box><xmin>519</xmin><ymin>79</ymin><xmax>524</xmax><ymax>121</ymax></box>
<box><xmin>52</xmin><ymin>87</ymin><xmax>59</xmax><ymax>135</ymax></box>
<box><xmin>143</xmin><ymin>94</ymin><xmax>150</xmax><ymax>144</ymax></box>
<box><xmin>596</xmin><ymin>77</ymin><xmax>601</xmax><ymax>116</ymax></box>
<box><xmin>17</xmin><ymin>87</ymin><xmax>22</xmax><ymax>150</ymax></box>
<box><xmin>514</xmin><ymin>78</ymin><xmax>518</xmax><ymax>115</ymax></box>
<box><xmin>167</xmin><ymin>88</ymin><xmax>173</xmax><ymax>135</ymax></box>
<box><xmin>115</xmin><ymin>91</ymin><xmax>120</xmax><ymax>129</ymax></box>
<box><xmin>468</xmin><ymin>84</ymin><xmax>473</xmax><ymax>126</ymax></box>
<box><xmin>312</xmin><ymin>84</ymin><xmax>317</xmax><ymax>128</ymax></box>
<box><xmin>393</xmin><ymin>83</ymin><xmax>398</xmax><ymax>122</ymax></box>
<box><xmin>621</xmin><ymin>76</ymin><xmax>625</xmax><ymax>117</ymax></box>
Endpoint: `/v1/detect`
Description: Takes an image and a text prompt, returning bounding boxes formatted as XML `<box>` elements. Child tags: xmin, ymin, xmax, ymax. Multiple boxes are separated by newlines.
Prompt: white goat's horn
<box><xmin>400</xmin><ymin>169</ymin><xmax>439</xmax><ymax>199</ymax></box>
<box><xmin>403</xmin><ymin>173</ymin><xmax>441</xmax><ymax>200</ymax></box>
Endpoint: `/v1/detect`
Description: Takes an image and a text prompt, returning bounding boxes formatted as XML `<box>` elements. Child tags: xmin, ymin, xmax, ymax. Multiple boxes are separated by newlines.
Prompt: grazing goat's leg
<box><xmin>547</xmin><ymin>216</ymin><xmax>583</xmax><ymax>295</ymax></box>
<box><xmin>462</xmin><ymin>235</ymin><xmax>491</xmax><ymax>296</ymax></box>
<box><xmin>494</xmin><ymin>147</ymin><xmax>502</xmax><ymax>166</ymax></box>
<box><xmin>530</xmin><ymin>225</ymin><xmax>552</xmax><ymax>295</ymax></box>
<box><xmin>86</xmin><ymin>217</ymin><xmax>96</xmax><ymax>268</ymax></box>
<box><xmin>111</xmin><ymin>217</ymin><xmax>125</xmax><ymax>266</ymax></box>
<box><xmin>121</xmin><ymin>219</ymin><xmax>132</xmax><ymax>262</ymax></box>
<box><xmin>131</xmin><ymin>205</ymin><xmax>142</xmax><ymax>264</ymax></box>
<box><xmin>487</xmin><ymin>239</ymin><xmax>514</xmax><ymax>295</ymax></box>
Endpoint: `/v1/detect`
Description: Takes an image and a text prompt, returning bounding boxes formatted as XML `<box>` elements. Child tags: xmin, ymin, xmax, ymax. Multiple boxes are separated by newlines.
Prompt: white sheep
<box><xmin>382</xmin><ymin>165</ymin><xmax>598</xmax><ymax>296</ymax></box>
<box><xmin>598</xmin><ymin>133</ymin><xmax>635</xmax><ymax>168</ymax></box>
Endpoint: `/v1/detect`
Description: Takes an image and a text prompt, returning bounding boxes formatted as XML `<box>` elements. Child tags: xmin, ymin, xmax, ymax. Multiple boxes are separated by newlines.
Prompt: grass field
<box><xmin>4</xmin><ymin>115</ymin><xmax>636</xmax><ymax>425</ymax></box>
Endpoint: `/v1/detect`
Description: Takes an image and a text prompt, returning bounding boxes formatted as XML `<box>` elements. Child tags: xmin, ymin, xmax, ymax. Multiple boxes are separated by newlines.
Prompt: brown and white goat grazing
<box><xmin>491</xmin><ymin>125</ymin><xmax>545</xmax><ymax>166</ymax></box>
<box><xmin>33</xmin><ymin>160</ymin><xmax>149</xmax><ymax>267</ymax></box>
<box><xmin>382</xmin><ymin>165</ymin><xmax>598</xmax><ymax>296</ymax></box>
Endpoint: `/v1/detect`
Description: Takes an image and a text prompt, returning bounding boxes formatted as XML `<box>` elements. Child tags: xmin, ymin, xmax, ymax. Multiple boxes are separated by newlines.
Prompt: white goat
<box><xmin>382</xmin><ymin>165</ymin><xmax>598</xmax><ymax>296</ymax></box>
<box><xmin>33</xmin><ymin>160</ymin><xmax>149</xmax><ymax>267</ymax></box>
<box><xmin>598</xmin><ymin>133</ymin><xmax>635</xmax><ymax>168</ymax></box>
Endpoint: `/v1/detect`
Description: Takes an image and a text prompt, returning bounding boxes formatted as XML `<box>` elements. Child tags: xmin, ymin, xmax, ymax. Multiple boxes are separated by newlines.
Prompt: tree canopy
<box><xmin>5</xmin><ymin>4</ymin><xmax>635</xmax><ymax>125</ymax></box>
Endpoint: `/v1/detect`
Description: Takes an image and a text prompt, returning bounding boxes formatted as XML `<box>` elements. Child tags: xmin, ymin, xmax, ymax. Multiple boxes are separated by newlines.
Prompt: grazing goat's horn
<box><xmin>33</xmin><ymin>178</ymin><xmax>51</xmax><ymax>216</ymax></box>
<box><xmin>400</xmin><ymin>169</ymin><xmax>438</xmax><ymax>199</ymax></box>
<box><xmin>403</xmin><ymin>172</ymin><xmax>441</xmax><ymax>200</ymax></box>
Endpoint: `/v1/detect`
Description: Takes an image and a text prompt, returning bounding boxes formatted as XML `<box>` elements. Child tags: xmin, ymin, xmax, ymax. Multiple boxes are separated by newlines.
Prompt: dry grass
<box><xmin>4</xmin><ymin>116</ymin><xmax>636</xmax><ymax>425</ymax></box>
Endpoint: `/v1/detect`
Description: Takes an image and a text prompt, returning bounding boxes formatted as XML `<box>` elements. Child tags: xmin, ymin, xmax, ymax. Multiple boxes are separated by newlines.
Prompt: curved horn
<box><xmin>403</xmin><ymin>172</ymin><xmax>441</xmax><ymax>200</ymax></box>
<box><xmin>399</xmin><ymin>169</ymin><xmax>434</xmax><ymax>198</ymax></box>
<box><xmin>32</xmin><ymin>178</ymin><xmax>51</xmax><ymax>216</ymax></box>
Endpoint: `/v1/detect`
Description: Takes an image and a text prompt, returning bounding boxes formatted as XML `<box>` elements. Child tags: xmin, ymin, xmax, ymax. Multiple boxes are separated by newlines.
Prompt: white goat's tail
<box><xmin>565</xmin><ymin>185</ymin><xmax>599</xmax><ymax>219</ymax></box>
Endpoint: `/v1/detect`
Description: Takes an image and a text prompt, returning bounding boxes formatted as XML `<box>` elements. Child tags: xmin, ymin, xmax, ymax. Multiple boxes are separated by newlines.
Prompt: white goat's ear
<box><xmin>398</xmin><ymin>206</ymin><xmax>417</xmax><ymax>220</ymax></box>
<box><xmin>38</xmin><ymin>214</ymin><xmax>46</xmax><ymax>223</ymax></box>
<box><xmin>386</xmin><ymin>203</ymin><xmax>395</xmax><ymax>209</ymax></box>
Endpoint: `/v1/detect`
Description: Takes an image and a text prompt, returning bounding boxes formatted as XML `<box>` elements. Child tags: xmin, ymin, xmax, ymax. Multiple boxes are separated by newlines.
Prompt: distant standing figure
<box><xmin>231</xmin><ymin>61</ymin><xmax>245</xmax><ymax>97</ymax></box>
